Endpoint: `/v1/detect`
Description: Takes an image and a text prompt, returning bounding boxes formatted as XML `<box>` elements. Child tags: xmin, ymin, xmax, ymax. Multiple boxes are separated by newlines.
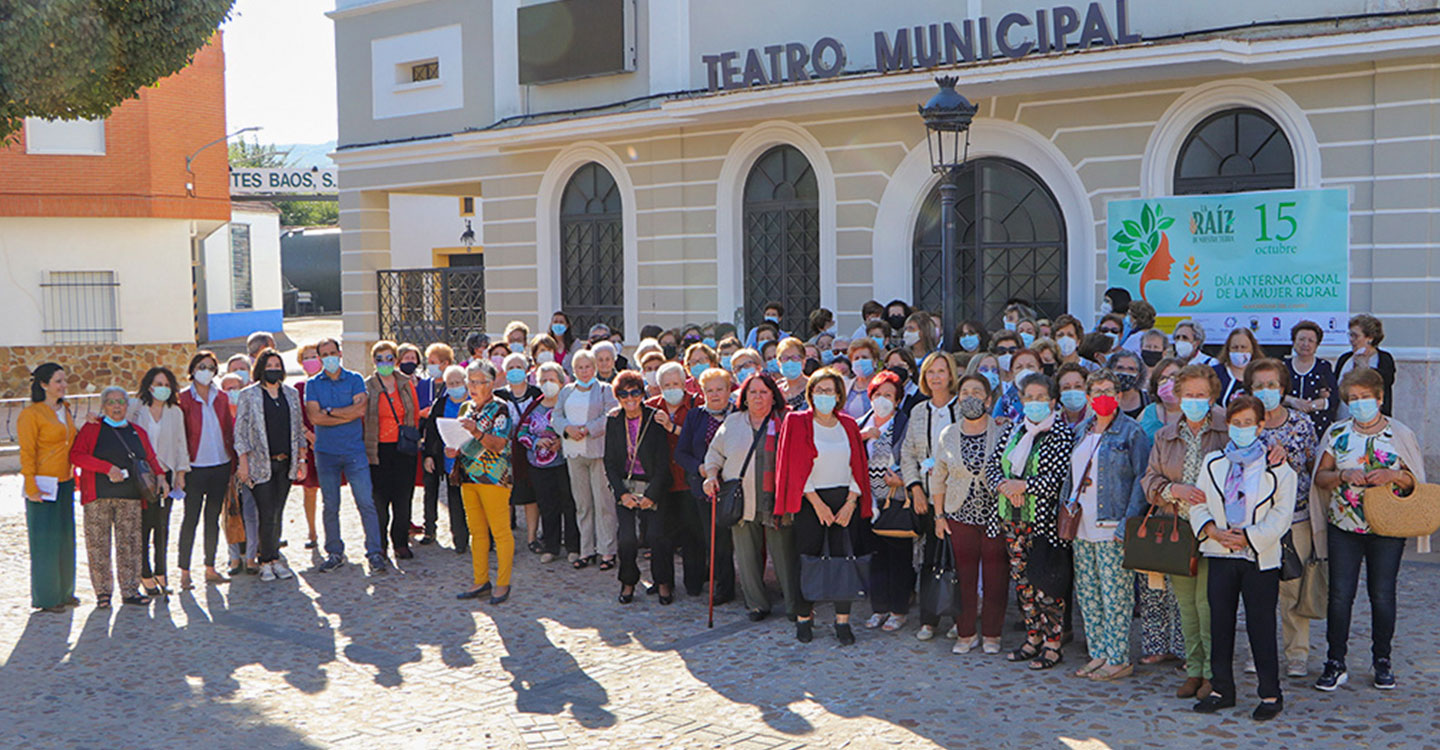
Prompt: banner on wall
<box><xmin>1105</xmin><ymin>188</ymin><xmax>1349</xmax><ymax>345</ymax></box>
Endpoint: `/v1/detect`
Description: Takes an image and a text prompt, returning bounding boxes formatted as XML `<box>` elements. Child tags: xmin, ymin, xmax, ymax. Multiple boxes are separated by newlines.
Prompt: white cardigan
<box><xmin>1190</xmin><ymin>451</ymin><xmax>1297</xmax><ymax>571</ymax></box>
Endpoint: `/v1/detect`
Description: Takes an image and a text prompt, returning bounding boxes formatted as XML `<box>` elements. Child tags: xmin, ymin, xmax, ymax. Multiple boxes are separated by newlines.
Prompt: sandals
<box><xmin>572</xmin><ymin>555</ymin><xmax>592</xmax><ymax>570</ymax></box>
<box><xmin>96</xmin><ymin>595</ymin><xmax>112</xmax><ymax>609</ymax></box>
<box><xmin>527</xmin><ymin>540</ymin><xmax>544</xmax><ymax>554</ymax></box>
<box><xmin>1030</xmin><ymin>646</ymin><xmax>1064</xmax><ymax>671</ymax></box>
<box><xmin>1090</xmin><ymin>663</ymin><xmax>1134</xmax><ymax>681</ymax></box>
<box><xmin>1074</xmin><ymin>658</ymin><xmax>1107</xmax><ymax>678</ymax></box>
<box><xmin>598</xmin><ymin>557</ymin><xmax>616</xmax><ymax>572</ymax></box>
<box><xmin>1008</xmin><ymin>640</ymin><xmax>1042</xmax><ymax>663</ymax></box>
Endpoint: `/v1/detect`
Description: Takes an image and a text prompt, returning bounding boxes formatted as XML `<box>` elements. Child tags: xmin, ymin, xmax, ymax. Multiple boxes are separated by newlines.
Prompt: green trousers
<box><xmin>26</xmin><ymin>480</ymin><xmax>77</xmax><ymax>609</ymax></box>
<box><xmin>1170</xmin><ymin>557</ymin><xmax>1212</xmax><ymax>679</ymax></box>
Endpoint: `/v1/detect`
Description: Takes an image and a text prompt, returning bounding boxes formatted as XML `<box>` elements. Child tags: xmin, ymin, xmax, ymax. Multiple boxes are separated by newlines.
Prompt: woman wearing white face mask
<box><xmin>857</xmin><ymin>371</ymin><xmax>912</xmax><ymax>632</ymax></box>
<box><xmin>899</xmin><ymin>351</ymin><xmax>961</xmax><ymax>641</ymax></box>
<box><xmin>1172</xmin><ymin>321</ymin><xmax>1217</xmax><ymax>367</ymax></box>
<box><xmin>528</xmin><ymin>333</ymin><xmax>562</xmax><ymax>374</ymax></box>
<box><xmin>1244</xmin><ymin>358</ymin><xmax>1318</xmax><ymax>678</ymax></box>
<box><xmin>902</xmin><ymin>312</ymin><xmax>939</xmax><ymax>362</ymax></box>
<box><xmin>1213</xmin><ymin>328</ymin><xmax>1260</xmax><ymax>406</ymax></box>
<box><xmin>552</xmin><ymin>349</ymin><xmax>619</xmax><ymax>570</ymax></box>
<box><xmin>177</xmin><ymin>350</ymin><xmax>236</xmax><ymax>590</ymax></box>
<box><xmin>639</xmin><ymin>351</ymin><xmax>665</xmax><ymax>399</ymax></box>
<box><xmin>516</xmin><ymin>363</ymin><xmax>578</xmax><ymax>564</ymax></box>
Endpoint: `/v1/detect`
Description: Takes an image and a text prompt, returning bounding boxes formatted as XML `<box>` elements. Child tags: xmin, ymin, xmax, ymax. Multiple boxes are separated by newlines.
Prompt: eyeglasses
<box><xmin>375</xmin><ymin>356</ymin><xmax>396</xmax><ymax>364</ymax></box>
<box><xmin>1100</xmin><ymin>328</ymin><xmax>1121</xmax><ymax>335</ymax></box>
<box><xmin>615</xmin><ymin>388</ymin><xmax>645</xmax><ymax>398</ymax></box>
<box><xmin>1089</xmin><ymin>388</ymin><xmax>1118</xmax><ymax>397</ymax></box>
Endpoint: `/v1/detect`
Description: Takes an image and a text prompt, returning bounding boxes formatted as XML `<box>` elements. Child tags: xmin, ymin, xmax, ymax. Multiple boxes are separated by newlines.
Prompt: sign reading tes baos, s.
<box><xmin>230</xmin><ymin>167</ymin><xmax>337</xmax><ymax>196</ymax></box>
<box><xmin>1105</xmin><ymin>188</ymin><xmax>1349</xmax><ymax>345</ymax></box>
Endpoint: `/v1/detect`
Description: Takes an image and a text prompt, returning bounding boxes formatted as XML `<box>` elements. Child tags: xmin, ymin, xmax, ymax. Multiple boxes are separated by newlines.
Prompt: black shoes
<box><xmin>835</xmin><ymin>623</ymin><xmax>855</xmax><ymax>646</ymax></box>
<box><xmin>457</xmin><ymin>583</ymin><xmax>492</xmax><ymax>600</ymax></box>
<box><xmin>418</xmin><ymin>535</ymin><xmax>435</xmax><ymax>546</ymax></box>
<box><xmin>121</xmin><ymin>594</ymin><xmax>151</xmax><ymax>606</ymax></box>
<box><xmin>658</xmin><ymin>593</ymin><xmax>674</xmax><ymax>606</ymax></box>
<box><xmin>796</xmin><ymin>620</ymin><xmax>814</xmax><ymax>643</ymax></box>
<box><xmin>317</xmin><ymin>554</ymin><xmax>346</xmax><ymax>573</ymax></box>
<box><xmin>747</xmin><ymin>610</ymin><xmax>769</xmax><ymax>622</ymax></box>
<box><xmin>1373</xmin><ymin>658</ymin><xmax>1396</xmax><ymax>690</ymax></box>
<box><xmin>1252</xmin><ymin>698</ymin><xmax>1284</xmax><ymax>721</ymax></box>
<box><xmin>489</xmin><ymin>587</ymin><xmax>511</xmax><ymax>605</ymax></box>
<box><xmin>1315</xmin><ymin>660</ymin><xmax>1348</xmax><ymax>692</ymax></box>
<box><xmin>1193</xmin><ymin>694</ymin><xmax>1236</xmax><ymax>713</ymax></box>
<box><xmin>618</xmin><ymin>586</ymin><xmax>635</xmax><ymax>605</ymax></box>
<box><xmin>395</xmin><ymin>548</ymin><xmax>414</xmax><ymax>560</ymax></box>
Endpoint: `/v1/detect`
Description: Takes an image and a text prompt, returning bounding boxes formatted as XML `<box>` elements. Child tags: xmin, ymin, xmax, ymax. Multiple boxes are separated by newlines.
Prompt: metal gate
<box><xmin>743</xmin><ymin>145</ymin><xmax>819</xmax><ymax>335</ymax></box>
<box><xmin>377</xmin><ymin>266</ymin><xmax>486</xmax><ymax>350</ymax></box>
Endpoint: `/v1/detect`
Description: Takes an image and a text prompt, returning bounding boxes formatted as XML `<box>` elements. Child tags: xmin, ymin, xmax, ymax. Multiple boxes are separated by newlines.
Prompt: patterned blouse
<box><xmin>986</xmin><ymin>420</ymin><xmax>1075</xmax><ymax>546</ymax></box>
<box><xmin>1284</xmin><ymin>356</ymin><xmax>1340</xmax><ymax>437</ymax></box>
<box><xmin>457</xmin><ymin>400</ymin><xmax>513</xmax><ymax>487</ymax></box>
<box><xmin>1324</xmin><ymin>420</ymin><xmax>1405</xmax><ymax>534</ymax></box>
<box><xmin>866</xmin><ymin>418</ymin><xmax>897</xmax><ymax>513</ymax></box>
<box><xmin>1259</xmin><ymin>407</ymin><xmax>1317</xmax><ymax>519</ymax></box>
<box><xmin>947</xmin><ymin>431</ymin><xmax>998</xmax><ymax>535</ymax></box>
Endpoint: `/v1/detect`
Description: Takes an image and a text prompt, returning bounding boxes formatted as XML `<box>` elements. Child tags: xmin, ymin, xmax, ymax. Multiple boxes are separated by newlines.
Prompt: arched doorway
<box><xmin>913</xmin><ymin>158</ymin><xmax>1066</xmax><ymax>328</ymax></box>
<box><xmin>743</xmin><ymin>145</ymin><xmax>819</xmax><ymax>335</ymax></box>
<box><xmin>559</xmin><ymin>162</ymin><xmax>623</xmax><ymax>333</ymax></box>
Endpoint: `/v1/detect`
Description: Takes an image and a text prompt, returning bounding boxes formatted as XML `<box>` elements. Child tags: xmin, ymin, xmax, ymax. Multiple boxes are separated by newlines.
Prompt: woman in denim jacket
<box><xmin>1066</xmin><ymin>369</ymin><xmax>1152</xmax><ymax>682</ymax></box>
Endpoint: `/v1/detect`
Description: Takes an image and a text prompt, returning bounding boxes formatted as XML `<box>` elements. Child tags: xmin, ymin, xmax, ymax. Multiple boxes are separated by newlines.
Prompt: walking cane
<box><xmin>707</xmin><ymin>486</ymin><xmax>717</xmax><ymax>628</ymax></box>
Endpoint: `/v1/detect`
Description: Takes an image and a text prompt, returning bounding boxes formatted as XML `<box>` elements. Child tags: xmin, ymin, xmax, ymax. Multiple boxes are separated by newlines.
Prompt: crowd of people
<box><xmin>17</xmin><ymin>294</ymin><xmax>1427</xmax><ymax>721</ymax></box>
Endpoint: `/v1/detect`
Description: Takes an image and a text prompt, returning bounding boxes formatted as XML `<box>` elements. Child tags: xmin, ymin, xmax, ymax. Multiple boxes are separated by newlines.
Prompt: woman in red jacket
<box><xmin>775</xmin><ymin>367</ymin><xmax>873</xmax><ymax>645</ymax></box>
<box><xmin>177</xmin><ymin>350</ymin><xmax>236</xmax><ymax>589</ymax></box>
<box><xmin>70</xmin><ymin>386</ymin><xmax>163</xmax><ymax>607</ymax></box>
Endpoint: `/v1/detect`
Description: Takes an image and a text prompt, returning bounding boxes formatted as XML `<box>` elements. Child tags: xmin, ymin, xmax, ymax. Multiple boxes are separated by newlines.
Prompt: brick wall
<box><xmin>0</xmin><ymin>344</ymin><xmax>197</xmax><ymax>399</ymax></box>
<box><xmin>0</xmin><ymin>34</ymin><xmax>230</xmax><ymax>222</ymax></box>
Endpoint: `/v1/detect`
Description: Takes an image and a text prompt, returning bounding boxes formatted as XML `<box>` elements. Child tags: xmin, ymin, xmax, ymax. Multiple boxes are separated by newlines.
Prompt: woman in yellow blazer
<box><xmin>17</xmin><ymin>363</ymin><xmax>79</xmax><ymax>613</ymax></box>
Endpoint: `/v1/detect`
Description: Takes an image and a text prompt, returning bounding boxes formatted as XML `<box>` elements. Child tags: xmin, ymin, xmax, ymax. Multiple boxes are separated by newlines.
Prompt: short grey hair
<box><xmin>591</xmin><ymin>341</ymin><xmax>616</xmax><ymax>358</ymax></box>
<box><xmin>502</xmin><ymin>352</ymin><xmax>529</xmax><ymax>371</ymax></box>
<box><xmin>634</xmin><ymin>338</ymin><xmax>661</xmax><ymax>363</ymax></box>
<box><xmin>536</xmin><ymin>362</ymin><xmax>567</xmax><ymax>383</ymax></box>
<box><xmin>465</xmin><ymin>358</ymin><xmax>497</xmax><ymax>381</ymax></box>
<box><xmin>657</xmin><ymin>361</ymin><xmax>685</xmax><ymax>384</ymax></box>
<box><xmin>99</xmin><ymin>385</ymin><xmax>129</xmax><ymax>404</ymax></box>
<box><xmin>443</xmin><ymin>365</ymin><xmax>467</xmax><ymax>382</ymax></box>
<box><xmin>570</xmin><ymin>348</ymin><xmax>596</xmax><ymax>369</ymax></box>
<box><xmin>226</xmin><ymin>353</ymin><xmax>251</xmax><ymax>370</ymax></box>
<box><xmin>1174</xmin><ymin>319</ymin><xmax>1206</xmax><ymax>342</ymax></box>
<box><xmin>1141</xmin><ymin>328</ymin><xmax>1168</xmax><ymax>347</ymax></box>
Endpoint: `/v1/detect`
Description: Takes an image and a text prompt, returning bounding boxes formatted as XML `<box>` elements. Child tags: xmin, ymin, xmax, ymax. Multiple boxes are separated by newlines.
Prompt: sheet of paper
<box><xmin>35</xmin><ymin>475</ymin><xmax>59</xmax><ymax>502</ymax></box>
<box><xmin>436</xmin><ymin>418</ymin><xmax>473</xmax><ymax>451</ymax></box>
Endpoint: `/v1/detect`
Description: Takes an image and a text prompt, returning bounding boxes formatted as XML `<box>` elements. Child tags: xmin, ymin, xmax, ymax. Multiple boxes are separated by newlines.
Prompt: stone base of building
<box><xmin>0</xmin><ymin>343</ymin><xmax>196</xmax><ymax>399</ymax></box>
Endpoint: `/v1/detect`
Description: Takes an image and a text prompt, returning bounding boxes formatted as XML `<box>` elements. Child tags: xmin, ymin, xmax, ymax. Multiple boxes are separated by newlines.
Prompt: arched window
<box><xmin>743</xmin><ymin>145</ymin><xmax>819</xmax><ymax>335</ymax></box>
<box><xmin>1174</xmin><ymin>108</ymin><xmax>1294</xmax><ymax>195</ymax></box>
<box><xmin>913</xmin><ymin>158</ymin><xmax>1066</xmax><ymax>328</ymax></box>
<box><xmin>560</xmin><ymin>162</ymin><xmax>623</xmax><ymax>333</ymax></box>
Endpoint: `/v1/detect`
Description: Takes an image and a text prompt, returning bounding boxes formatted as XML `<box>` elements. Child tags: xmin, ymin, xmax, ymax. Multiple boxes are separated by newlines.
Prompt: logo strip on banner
<box><xmin>1105</xmin><ymin>188</ymin><xmax>1350</xmax><ymax>345</ymax></box>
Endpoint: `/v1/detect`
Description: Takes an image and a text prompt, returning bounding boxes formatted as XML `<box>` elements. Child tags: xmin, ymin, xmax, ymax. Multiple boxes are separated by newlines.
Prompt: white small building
<box><xmin>201</xmin><ymin>202</ymin><xmax>285</xmax><ymax>341</ymax></box>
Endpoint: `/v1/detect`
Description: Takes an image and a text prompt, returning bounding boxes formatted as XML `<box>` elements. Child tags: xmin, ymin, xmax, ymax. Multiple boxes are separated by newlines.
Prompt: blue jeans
<box><xmin>315</xmin><ymin>449</ymin><xmax>382</xmax><ymax>560</ymax></box>
<box><xmin>1326</xmin><ymin>524</ymin><xmax>1405</xmax><ymax>665</ymax></box>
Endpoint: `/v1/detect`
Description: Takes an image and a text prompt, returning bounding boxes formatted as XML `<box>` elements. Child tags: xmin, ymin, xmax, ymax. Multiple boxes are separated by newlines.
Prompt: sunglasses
<box><xmin>615</xmin><ymin>388</ymin><xmax>645</xmax><ymax>398</ymax></box>
<box><xmin>1100</xmin><ymin>328</ymin><xmax>1121</xmax><ymax>335</ymax></box>
<box><xmin>995</xmin><ymin>346</ymin><xmax>1017</xmax><ymax>355</ymax></box>
<box><xmin>375</xmin><ymin>356</ymin><xmax>396</xmax><ymax>364</ymax></box>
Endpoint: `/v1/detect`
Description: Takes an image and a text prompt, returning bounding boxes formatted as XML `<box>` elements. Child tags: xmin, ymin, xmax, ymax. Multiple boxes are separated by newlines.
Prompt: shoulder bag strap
<box><xmin>737</xmin><ymin>416</ymin><xmax>767</xmax><ymax>480</ymax></box>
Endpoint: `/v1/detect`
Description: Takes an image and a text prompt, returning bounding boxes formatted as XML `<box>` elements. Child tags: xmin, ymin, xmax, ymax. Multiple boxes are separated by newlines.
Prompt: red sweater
<box><xmin>646</xmin><ymin>391</ymin><xmax>696</xmax><ymax>493</ymax></box>
<box><xmin>774</xmin><ymin>410</ymin><xmax>873</xmax><ymax>518</ymax></box>
<box><xmin>179</xmin><ymin>385</ymin><xmax>235</xmax><ymax>464</ymax></box>
<box><xmin>69</xmin><ymin>421</ymin><xmax>162</xmax><ymax>506</ymax></box>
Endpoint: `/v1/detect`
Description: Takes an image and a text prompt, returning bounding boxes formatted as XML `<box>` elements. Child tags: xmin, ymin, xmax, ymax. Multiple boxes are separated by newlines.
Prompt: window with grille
<box><xmin>1174</xmin><ymin>108</ymin><xmax>1294</xmax><ymax>195</ymax></box>
<box><xmin>913</xmin><ymin>158</ymin><xmax>1067</xmax><ymax>329</ymax></box>
<box><xmin>743</xmin><ymin>145</ymin><xmax>819</xmax><ymax>335</ymax></box>
<box><xmin>411</xmin><ymin>60</ymin><xmax>439</xmax><ymax>83</ymax></box>
<box><xmin>231</xmin><ymin>224</ymin><xmax>253</xmax><ymax>310</ymax></box>
<box><xmin>41</xmin><ymin>271</ymin><xmax>120</xmax><ymax>344</ymax></box>
<box><xmin>559</xmin><ymin>162</ymin><xmax>624</xmax><ymax>334</ymax></box>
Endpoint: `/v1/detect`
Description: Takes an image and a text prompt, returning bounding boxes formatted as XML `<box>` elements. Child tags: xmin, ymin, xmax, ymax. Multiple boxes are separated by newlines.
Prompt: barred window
<box><xmin>42</xmin><ymin>270</ymin><xmax>120</xmax><ymax>344</ymax></box>
<box><xmin>411</xmin><ymin>60</ymin><xmax>439</xmax><ymax>83</ymax></box>
<box><xmin>231</xmin><ymin>224</ymin><xmax>253</xmax><ymax>310</ymax></box>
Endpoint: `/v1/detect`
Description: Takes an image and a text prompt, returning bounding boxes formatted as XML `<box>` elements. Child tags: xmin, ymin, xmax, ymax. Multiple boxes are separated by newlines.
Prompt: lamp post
<box><xmin>918</xmin><ymin>76</ymin><xmax>978</xmax><ymax>350</ymax></box>
<box><xmin>185</xmin><ymin>125</ymin><xmax>262</xmax><ymax>197</ymax></box>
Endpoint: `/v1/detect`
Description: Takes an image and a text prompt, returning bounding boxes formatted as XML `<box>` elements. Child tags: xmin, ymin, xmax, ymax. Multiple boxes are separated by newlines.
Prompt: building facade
<box><xmin>0</xmin><ymin>37</ymin><xmax>230</xmax><ymax>397</ymax></box>
<box><xmin>201</xmin><ymin>202</ymin><xmax>285</xmax><ymax>341</ymax></box>
<box><xmin>331</xmin><ymin>0</ymin><xmax>1440</xmax><ymax>470</ymax></box>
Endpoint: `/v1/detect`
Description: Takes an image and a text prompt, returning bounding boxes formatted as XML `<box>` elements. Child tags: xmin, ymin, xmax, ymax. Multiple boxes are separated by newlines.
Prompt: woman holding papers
<box><xmin>18</xmin><ymin>363</ymin><xmax>79</xmax><ymax>614</ymax></box>
<box><xmin>420</xmin><ymin>365</ymin><xmax>473</xmax><ymax>551</ymax></box>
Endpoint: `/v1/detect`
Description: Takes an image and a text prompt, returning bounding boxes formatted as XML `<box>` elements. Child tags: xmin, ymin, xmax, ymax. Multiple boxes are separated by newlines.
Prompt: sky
<box><xmin>222</xmin><ymin>0</ymin><xmax>337</xmax><ymax>147</ymax></box>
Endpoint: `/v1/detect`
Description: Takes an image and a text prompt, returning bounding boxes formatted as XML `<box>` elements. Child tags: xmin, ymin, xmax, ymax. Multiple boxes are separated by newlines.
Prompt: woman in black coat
<box><xmin>604</xmin><ymin>371</ymin><xmax>674</xmax><ymax>603</ymax></box>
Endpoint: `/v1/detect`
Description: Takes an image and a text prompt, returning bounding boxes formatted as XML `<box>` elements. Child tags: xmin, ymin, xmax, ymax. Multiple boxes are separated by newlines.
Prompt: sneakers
<box><xmin>1314</xmin><ymin>660</ymin><xmax>1348</xmax><ymax>692</ymax></box>
<box><xmin>945</xmin><ymin>624</ymin><xmax>959</xmax><ymax>639</ymax></box>
<box><xmin>916</xmin><ymin>625</ymin><xmax>936</xmax><ymax>641</ymax></box>
<box><xmin>317</xmin><ymin>554</ymin><xmax>346</xmax><ymax>573</ymax></box>
<box><xmin>1373</xmin><ymin>658</ymin><xmax>1396</xmax><ymax>690</ymax></box>
<box><xmin>539</xmin><ymin>552</ymin><xmax>556</xmax><ymax>564</ymax></box>
<box><xmin>259</xmin><ymin>563</ymin><xmax>277</xmax><ymax>582</ymax></box>
<box><xmin>368</xmin><ymin>555</ymin><xmax>389</xmax><ymax>575</ymax></box>
<box><xmin>272</xmin><ymin>559</ymin><xmax>295</xmax><ymax>580</ymax></box>
<box><xmin>1286</xmin><ymin>659</ymin><xmax>1308</xmax><ymax>678</ymax></box>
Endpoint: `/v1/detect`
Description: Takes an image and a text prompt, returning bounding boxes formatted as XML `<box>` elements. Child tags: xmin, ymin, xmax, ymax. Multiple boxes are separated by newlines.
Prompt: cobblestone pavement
<box><xmin>2</xmin><ymin>477</ymin><xmax>1438</xmax><ymax>749</ymax></box>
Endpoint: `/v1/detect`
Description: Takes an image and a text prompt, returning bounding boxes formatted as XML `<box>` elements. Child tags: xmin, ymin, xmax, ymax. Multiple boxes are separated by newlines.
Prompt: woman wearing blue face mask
<box><xmin>899</xmin><ymin>351</ymin><xmax>964</xmax><ymax>641</ymax></box>
<box><xmin>1190</xmin><ymin>394</ymin><xmax>1296</xmax><ymax>720</ymax></box>
<box><xmin>775</xmin><ymin>338</ymin><xmax>810</xmax><ymax>411</ymax></box>
<box><xmin>993</xmin><ymin>348</ymin><xmax>1042</xmax><ymax>427</ymax></box>
<box><xmin>1243</xmin><ymin>358</ymin><xmax>1319</xmax><ymax>678</ymax></box>
<box><xmin>553</xmin><ymin>349</ymin><xmax>620</xmax><ymax>570</ymax></box>
<box><xmin>495</xmin><ymin>352</ymin><xmax>544</xmax><ymax>553</ymax></box>
<box><xmin>419</xmin><ymin>365</ymin><xmax>473</xmax><ymax>552</ymax></box>
<box><xmin>843</xmin><ymin>338</ymin><xmax>883</xmax><ymax>418</ymax></box>
<box><xmin>71</xmin><ymin>385</ymin><xmax>164</xmax><ymax>607</ymax></box>
<box><xmin>1054</xmin><ymin>363</ymin><xmax>1090</xmax><ymax>428</ymax></box>
<box><xmin>1141</xmin><ymin>364</ymin><xmax>1228</xmax><ymax>700</ymax></box>
<box><xmin>127</xmin><ymin>366</ymin><xmax>188</xmax><ymax>597</ymax></box>
<box><xmin>985</xmin><ymin>372</ymin><xmax>1075</xmax><ymax>670</ymax></box>
<box><xmin>774</xmin><ymin>367</ymin><xmax>873</xmax><ymax>645</ymax></box>
<box><xmin>1016</xmin><ymin>319</ymin><xmax>1039</xmax><ymax>350</ymax></box>
<box><xmin>683</xmin><ymin>342</ymin><xmax>719</xmax><ymax>396</ymax></box>
<box><xmin>1310</xmin><ymin>367</ymin><xmax>1423</xmax><ymax>694</ymax></box>
<box><xmin>548</xmin><ymin>311</ymin><xmax>576</xmax><ymax>370</ymax></box>
<box><xmin>952</xmin><ymin>320</ymin><xmax>990</xmax><ymax>366</ymax></box>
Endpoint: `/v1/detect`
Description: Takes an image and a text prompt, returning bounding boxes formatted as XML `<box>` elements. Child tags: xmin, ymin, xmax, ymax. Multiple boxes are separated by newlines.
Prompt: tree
<box><xmin>230</xmin><ymin>139</ymin><xmax>338</xmax><ymax>227</ymax></box>
<box><xmin>0</xmin><ymin>0</ymin><xmax>235</xmax><ymax>141</ymax></box>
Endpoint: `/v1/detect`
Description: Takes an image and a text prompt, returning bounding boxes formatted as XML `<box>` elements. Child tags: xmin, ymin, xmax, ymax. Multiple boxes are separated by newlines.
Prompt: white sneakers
<box><xmin>259</xmin><ymin>559</ymin><xmax>295</xmax><ymax>582</ymax></box>
<box><xmin>916</xmin><ymin>624</ymin><xmax>936</xmax><ymax>641</ymax></box>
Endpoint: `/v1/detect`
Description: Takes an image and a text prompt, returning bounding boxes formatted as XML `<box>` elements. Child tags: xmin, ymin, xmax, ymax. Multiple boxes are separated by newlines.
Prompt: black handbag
<box><xmin>919</xmin><ymin>536</ymin><xmax>960</xmax><ymax>618</ymax></box>
<box><xmin>106</xmin><ymin>423</ymin><xmax>161</xmax><ymax>507</ymax></box>
<box><xmin>800</xmin><ymin>529</ymin><xmax>872</xmax><ymax>603</ymax></box>
<box><xmin>1027</xmin><ymin>533</ymin><xmax>1073</xmax><ymax>600</ymax></box>
<box><xmin>383</xmin><ymin>389</ymin><xmax>421</xmax><ymax>456</ymax></box>
<box><xmin>872</xmin><ymin>487</ymin><xmax>923</xmax><ymax>539</ymax></box>
<box><xmin>1278</xmin><ymin>530</ymin><xmax>1303</xmax><ymax>582</ymax></box>
<box><xmin>715</xmin><ymin>417</ymin><xmax>766</xmax><ymax>529</ymax></box>
<box><xmin>1122</xmin><ymin>506</ymin><xmax>1199</xmax><ymax>577</ymax></box>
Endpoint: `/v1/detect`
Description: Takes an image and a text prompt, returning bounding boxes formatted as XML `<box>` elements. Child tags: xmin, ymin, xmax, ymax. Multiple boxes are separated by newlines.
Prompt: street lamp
<box><xmin>185</xmin><ymin>125</ymin><xmax>262</xmax><ymax>197</ymax></box>
<box><xmin>918</xmin><ymin>76</ymin><xmax>978</xmax><ymax>348</ymax></box>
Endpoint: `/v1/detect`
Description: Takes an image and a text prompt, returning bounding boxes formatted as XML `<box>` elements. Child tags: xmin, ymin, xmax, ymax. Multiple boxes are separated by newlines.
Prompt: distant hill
<box><xmin>274</xmin><ymin>141</ymin><xmax>336</xmax><ymax>169</ymax></box>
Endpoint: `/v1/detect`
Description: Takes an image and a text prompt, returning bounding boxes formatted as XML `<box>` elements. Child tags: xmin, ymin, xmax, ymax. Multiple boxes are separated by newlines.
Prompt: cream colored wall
<box><xmin>0</xmin><ymin>217</ymin><xmax>195</xmax><ymax>346</ymax></box>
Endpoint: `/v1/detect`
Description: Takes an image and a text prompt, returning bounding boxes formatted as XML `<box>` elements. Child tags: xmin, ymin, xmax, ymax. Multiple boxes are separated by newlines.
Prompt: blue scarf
<box><xmin>1221</xmin><ymin>439</ymin><xmax>1266</xmax><ymax>527</ymax></box>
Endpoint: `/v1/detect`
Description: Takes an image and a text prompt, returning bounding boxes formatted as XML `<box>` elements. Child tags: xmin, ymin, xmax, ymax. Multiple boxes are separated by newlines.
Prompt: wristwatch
<box><xmin>325</xmin><ymin>407</ymin><xmax>334</xmax><ymax>417</ymax></box>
